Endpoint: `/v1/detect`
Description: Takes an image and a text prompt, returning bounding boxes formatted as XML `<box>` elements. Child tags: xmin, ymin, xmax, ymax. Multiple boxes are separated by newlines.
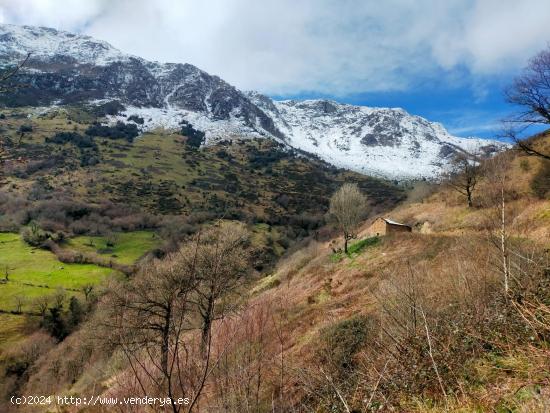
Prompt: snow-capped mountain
<box><xmin>0</xmin><ymin>24</ymin><xmax>506</xmax><ymax>179</ymax></box>
<box><xmin>0</xmin><ymin>24</ymin><xmax>283</xmax><ymax>140</ymax></box>
<box><xmin>248</xmin><ymin>95</ymin><xmax>503</xmax><ymax>178</ymax></box>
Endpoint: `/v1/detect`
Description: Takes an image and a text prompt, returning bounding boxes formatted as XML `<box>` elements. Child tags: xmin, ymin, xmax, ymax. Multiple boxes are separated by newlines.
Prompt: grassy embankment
<box><xmin>0</xmin><ymin>230</ymin><xmax>160</xmax><ymax>352</ymax></box>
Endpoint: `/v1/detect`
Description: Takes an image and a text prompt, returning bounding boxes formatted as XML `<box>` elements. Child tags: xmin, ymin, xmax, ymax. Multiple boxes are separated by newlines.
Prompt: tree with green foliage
<box><xmin>329</xmin><ymin>183</ymin><xmax>368</xmax><ymax>254</ymax></box>
<box><xmin>68</xmin><ymin>296</ymin><xmax>84</xmax><ymax>327</ymax></box>
<box><xmin>43</xmin><ymin>306</ymin><xmax>68</xmax><ymax>341</ymax></box>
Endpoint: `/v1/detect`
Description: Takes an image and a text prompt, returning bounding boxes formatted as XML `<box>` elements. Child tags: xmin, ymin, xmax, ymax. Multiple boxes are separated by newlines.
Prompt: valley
<box><xmin>0</xmin><ymin>103</ymin><xmax>404</xmax><ymax>358</ymax></box>
<box><xmin>0</xmin><ymin>17</ymin><xmax>549</xmax><ymax>413</ymax></box>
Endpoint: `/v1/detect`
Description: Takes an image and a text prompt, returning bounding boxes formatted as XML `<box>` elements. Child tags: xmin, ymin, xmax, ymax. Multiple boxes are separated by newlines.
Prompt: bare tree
<box><xmin>32</xmin><ymin>295</ymin><xmax>50</xmax><ymax>318</ymax></box>
<box><xmin>0</xmin><ymin>53</ymin><xmax>30</xmax><ymax>94</ymax></box>
<box><xmin>81</xmin><ymin>284</ymin><xmax>94</xmax><ymax>302</ymax></box>
<box><xmin>14</xmin><ymin>295</ymin><xmax>25</xmax><ymax>314</ymax></box>
<box><xmin>482</xmin><ymin>153</ymin><xmax>517</xmax><ymax>294</ymax></box>
<box><xmin>329</xmin><ymin>183</ymin><xmax>367</xmax><ymax>254</ymax></box>
<box><xmin>185</xmin><ymin>222</ymin><xmax>250</xmax><ymax>357</ymax></box>
<box><xmin>504</xmin><ymin>45</ymin><xmax>550</xmax><ymax>160</ymax></box>
<box><xmin>101</xmin><ymin>253</ymin><xmax>198</xmax><ymax>413</ymax></box>
<box><xmin>446</xmin><ymin>152</ymin><xmax>482</xmax><ymax>208</ymax></box>
<box><xmin>53</xmin><ymin>287</ymin><xmax>66</xmax><ymax>309</ymax></box>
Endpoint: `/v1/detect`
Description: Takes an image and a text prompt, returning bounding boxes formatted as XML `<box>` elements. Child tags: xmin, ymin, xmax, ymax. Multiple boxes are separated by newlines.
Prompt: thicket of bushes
<box><xmin>46</xmin><ymin>131</ymin><xmax>96</xmax><ymax>148</ymax></box>
<box><xmin>85</xmin><ymin>121</ymin><xmax>138</xmax><ymax>141</ymax></box>
<box><xmin>127</xmin><ymin>114</ymin><xmax>144</xmax><ymax>124</ymax></box>
<box><xmin>0</xmin><ymin>193</ymin><xmax>161</xmax><ymax>237</ymax></box>
<box><xmin>91</xmin><ymin>100</ymin><xmax>126</xmax><ymax>116</ymax></box>
<box><xmin>180</xmin><ymin>120</ymin><xmax>205</xmax><ymax>148</ymax></box>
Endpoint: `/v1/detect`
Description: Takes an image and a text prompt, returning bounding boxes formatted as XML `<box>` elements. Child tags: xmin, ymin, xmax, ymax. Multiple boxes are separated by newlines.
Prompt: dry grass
<box><xmin>230</xmin><ymin>135</ymin><xmax>550</xmax><ymax>411</ymax></box>
<box><xmin>9</xmin><ymin>135</ymin><xmax>550</xmax><ymax>412</ymax></box>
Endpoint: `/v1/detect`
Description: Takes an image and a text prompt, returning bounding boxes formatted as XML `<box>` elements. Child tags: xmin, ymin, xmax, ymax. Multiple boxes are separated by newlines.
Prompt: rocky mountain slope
<box><xmin>0</xmin><ymin>24</ymin><xmax>506</xmax><ymax>179</ymax></box>
<box><xmin>248</xmin><ymin>94</ymin><xmax>505</xmax><ymax>178</ymax></box>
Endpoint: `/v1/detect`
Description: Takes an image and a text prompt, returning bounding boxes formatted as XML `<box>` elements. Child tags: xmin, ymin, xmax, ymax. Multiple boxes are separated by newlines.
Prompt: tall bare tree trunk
<box><xmin>201</xmin><ymin>296</ymin><xmax>214</xmax><ymax>358</ymax></box>
<box><xmin>500</xmin><ymin>186</ymin><xmax>509</xmax><ymax>294</ymax></box>
<box><xmin>160</xmin><ymin>306</ymin><xmax>179</xmax><ymax>413</ymax></box>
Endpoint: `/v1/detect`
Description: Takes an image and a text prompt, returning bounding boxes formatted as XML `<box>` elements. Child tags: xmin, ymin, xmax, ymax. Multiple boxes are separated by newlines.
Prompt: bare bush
<box><xmin>445</xmin><ymin>152</ymin><xmax>482</xmax><ymax>207</ymax></box>
<box><xmin>207</xmin><ymin>298</ymin><xmax>287</xmax><ymax>412</ymax></box>
<box><xmin>504</xmin><ymin>45</ymin><xmax>550</xmax><ymax>160</ymax></box>
<box><xmin>0</xmin><ymin>332</ymin><xmax>55</xmax><ymax>410</ymax></box>
<box><xmin>329</xmin><ymin>183</ymin><xmax>367</xmax><ymax>253</ymax></box>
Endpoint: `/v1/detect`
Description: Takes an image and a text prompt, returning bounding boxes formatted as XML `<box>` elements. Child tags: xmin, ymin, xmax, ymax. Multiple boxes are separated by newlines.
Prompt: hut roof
<box><xmin>382</xmin><ymin>218</ymin><xmax>410</xmax><ymax>227</ymax></box>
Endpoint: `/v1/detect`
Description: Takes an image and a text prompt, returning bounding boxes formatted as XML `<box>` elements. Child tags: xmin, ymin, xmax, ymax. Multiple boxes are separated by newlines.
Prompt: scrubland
<box><xmin>1</xmin><ymin>108</ymin><xmax>549</xmax><ymax>411</ymax></box>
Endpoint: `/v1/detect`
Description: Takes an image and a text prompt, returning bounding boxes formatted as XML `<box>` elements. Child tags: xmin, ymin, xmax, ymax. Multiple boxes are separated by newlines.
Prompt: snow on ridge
<box><xmin>0</xmin><ymin>24</ymin><xmax>510</xmax><ymax>180</ymax></box>
<box><xmin>106</xmin><ymin>106</ymin><xmax>265</xmax><ymax>143</ymax></box>
<box><xmin>0</xmin><ymin>24</ymin><xmax>132</xmax><ymax>66</ymax></box>
<box><xmin>255</xmin><ymin>97</ymin><xmax>509</xmax><ymax>179</ymax></box>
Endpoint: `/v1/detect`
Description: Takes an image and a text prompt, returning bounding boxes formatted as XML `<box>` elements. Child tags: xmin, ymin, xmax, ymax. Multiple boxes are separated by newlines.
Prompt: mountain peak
<box><xmin>0</xmin><ymin>23</ymin><xmax>507</xmax><ymax>179</ymax></box>
<box><xmin>0</xmin><ymin>23</ymin><xmax>132</xmax><ymax>66</ymax></box>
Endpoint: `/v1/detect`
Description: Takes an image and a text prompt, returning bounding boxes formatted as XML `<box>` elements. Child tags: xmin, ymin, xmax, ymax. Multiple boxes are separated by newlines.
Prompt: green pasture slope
<box><xmin>0</xmin><ymin>232</ymin><xmax>114</xmax><ymax>312</ymax></box>
<box><xmin>64</xmin><ymin>230</ymin><xmax>160</xmax><ymax>265</ymax></box>
<box><xmin>0</xmin><ymin>231</ymin><xmax>159</xmax><ymax>350</ymax></box>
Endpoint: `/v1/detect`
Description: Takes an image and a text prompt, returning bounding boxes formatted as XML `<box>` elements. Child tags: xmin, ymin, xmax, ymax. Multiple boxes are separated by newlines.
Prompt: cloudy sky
<box><xmin>1</xmin><ymin>0</ymin><xmax>550</xmax><ymax>137</ymax></box>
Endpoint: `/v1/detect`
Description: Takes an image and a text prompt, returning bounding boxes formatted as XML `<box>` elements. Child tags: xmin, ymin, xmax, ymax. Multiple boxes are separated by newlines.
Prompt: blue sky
<box><xmin>2</xmin><ymin>0</ymin><xmax>550</xmax><ymax>139</ymax></box>
<box><xmin>274</xmin><ymin>74</ymin><xmax>512</xmax><ymax>139</ymax></box>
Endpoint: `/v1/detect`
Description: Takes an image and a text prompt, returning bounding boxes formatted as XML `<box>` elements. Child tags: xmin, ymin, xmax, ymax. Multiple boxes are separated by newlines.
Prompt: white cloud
<box><xmin>1</xmin><ymin>0</ymin><xmax>549</xmax><ymax>95</ymax></box>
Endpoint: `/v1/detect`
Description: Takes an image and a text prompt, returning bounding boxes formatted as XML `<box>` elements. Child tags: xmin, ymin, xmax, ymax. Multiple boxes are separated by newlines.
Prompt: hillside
<box><xmin>3</xmin><ymin>131</ymin><xmax>548</xmax><ymax>412</ymax></box>
<box><xmin>0</xmin><ymin>105</ymin><xmax>403</xmax><ymax>228</ymax></box>
<box><xmin>0</xmin><ymin>24</ymin><xmax>507</xmax><ymax>179</ymax></box>
<box><xmin>2</xmin><ymin>20</ymin><xmax>549</xmax><ymax>413</ymax></box>
<box><xmin>239</xmin><ymin>135</ymin><xmax>550</xmax><ymax>411</ymax></box>
<box><xmin>0</xmin><ymin>103</ymin><xmax>404</xmax><ymax>364</ymax></box>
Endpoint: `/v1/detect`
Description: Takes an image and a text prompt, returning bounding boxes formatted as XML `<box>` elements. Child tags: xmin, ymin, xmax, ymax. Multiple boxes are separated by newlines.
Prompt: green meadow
<box><xmin>64</xmin><ymin>230</ymin><xmax>160</xmax><ymax>265</ymax></box>
<box><xmin>0</xmin><ymin>231</ymin><xmax>159</xmax><ymax>316</ymax></box>
<box><xmin>0</xmin><ymin>232</ymin><xmax>116</xmax><ymax>312</ymax></box>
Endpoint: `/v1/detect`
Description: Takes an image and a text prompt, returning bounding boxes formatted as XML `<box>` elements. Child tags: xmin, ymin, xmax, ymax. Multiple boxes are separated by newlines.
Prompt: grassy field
<box><xmin>0</xmin><ymin>314</ymin><xmax>28</xmax><ymax>353</ymax></box>
<box><xmin>0</xmin><ymin>230</ymin><xmax>161</xmax><ymax>354</ymax></box>
<box><xmin>330</xmin><ymin>235</ymin><xmax>381</xmax><ymax>262</ymax></box>
<box><xmin>0</xmin><ymin>233</ymin><xmax>117</xmax><ymax>313</ymax></box>
<box><xmin>0</xmin><ymin>233</ymin><xmax>114</xmax><ymax>291</ymax></box>
<box><xmin>0</xmin><ymin>230</ymin><xmax>160</xmax><ymax>312</ymax></box>
<box><xmin>64</xmin><ymin>230</ymin><xmax>160</xmax><ymax>264</ymax></box>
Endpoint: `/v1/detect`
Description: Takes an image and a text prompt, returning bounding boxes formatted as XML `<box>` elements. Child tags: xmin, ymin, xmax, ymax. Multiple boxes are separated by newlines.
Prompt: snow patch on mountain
<box><xmin>107</xmin><ymin>106</ymin><xmax>268</xmax><ymax>143</ymax></box>
<box><xmin>0</xmin><ymin>24</ymin><xmax>131</xmax><ymax>66</ymax></box>
<box><xmin>248</xmin><ymin>96</ymin><xmax>508</xmax><ymax>179</ymax></box>
<box><xmin>0</xmin><ymin>23</ymin><xmax>509</xmax><ymax>180</ymax></box>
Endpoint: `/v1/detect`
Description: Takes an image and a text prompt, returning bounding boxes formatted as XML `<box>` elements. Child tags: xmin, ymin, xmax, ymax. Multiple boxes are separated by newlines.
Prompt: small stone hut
<box><xmin>369</xmin><ymin>217</ymin><xmax>412</xmax><ymax>236</ymax></box>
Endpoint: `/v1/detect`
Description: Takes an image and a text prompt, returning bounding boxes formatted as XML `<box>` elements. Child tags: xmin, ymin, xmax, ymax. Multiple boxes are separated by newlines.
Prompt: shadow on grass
<box><xmin>330</xmin><ymin>236</ymin><xmax>380</xmax><ymax>262</ymax></box>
